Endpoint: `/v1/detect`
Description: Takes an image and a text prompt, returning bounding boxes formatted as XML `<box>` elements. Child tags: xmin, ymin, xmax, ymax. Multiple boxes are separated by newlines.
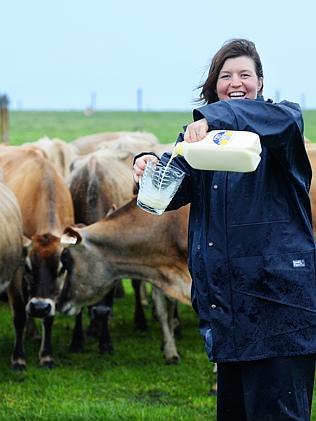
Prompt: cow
<box><xmin>0</xmin><ymin>178</ymin><xmax>26</xmax><ymax>371</ymax></box>
<box><xmin>0</xmin><ymin>147</ymin><xmax>74</xmax><ymax>369</ymax></box>
<box><xmin>22</xmin><ymin>136</ymin><xmax>79</xmax><ymax>179</ymax></box>
<box><xmin>68</xmin><ymin>148</ymin><xmax>135</xmax><ymax>219</ymax></box>
<box><xmin>67</xmin><ymin>148</ymin><xmax>177</xmax><ymax>357</ymax></box>
<box><xmin>0</xmin><ymin>143</ymin><xmax>47</xmax><ymax>159</ymax></box>
<box><xmin>0</xmin><ymin>179</ymin><xmax>24</xmax><ymax>295</ymax></box>
<box><xmin>57</xmin><ymin>198</ymin><xmax>191</xmax><ymax>363</ymax></box>
<box><xmin>72</xmin><ymin>131</ymin><xmax>159</xmax><ymax>155</ymax></box>
<box><xmin>67</xmin><ymin>147</ymin><xmax>141</xmax><ymax>353</ymax></box>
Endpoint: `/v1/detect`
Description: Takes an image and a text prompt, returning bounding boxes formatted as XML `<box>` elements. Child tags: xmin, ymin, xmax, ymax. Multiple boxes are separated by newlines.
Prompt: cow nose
<box><xmin>29</xmin><ymin>300</ymin><xmax>52</xmax><ymax>318</ymax></box>
<box><xmin>91</xmin><ymin>305</ymin><xmax>112</xmax><ymax>320</ymax></box>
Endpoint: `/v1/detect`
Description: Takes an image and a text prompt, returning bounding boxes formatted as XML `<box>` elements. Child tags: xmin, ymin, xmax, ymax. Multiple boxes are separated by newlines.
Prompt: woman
<box><xmin>133</xmin><ymin>39</ymin><xmax>316</xmax><ymax>420</ymax></box>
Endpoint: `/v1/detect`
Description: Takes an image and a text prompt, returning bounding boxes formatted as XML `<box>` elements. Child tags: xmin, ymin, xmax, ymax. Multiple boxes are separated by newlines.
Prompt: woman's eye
<box><xmin>220</xmin><ymin>74</ymin><xmax>230</xmax><ymax>80</ymax></box>
<box><xmin>241</xmin><ymin>73</ymin><xmax>251</xmax><ymax>78</ymax></box>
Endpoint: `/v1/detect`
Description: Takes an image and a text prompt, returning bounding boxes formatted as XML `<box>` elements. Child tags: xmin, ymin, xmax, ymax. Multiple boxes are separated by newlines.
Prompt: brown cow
<box><xmin>57</xmin><ymin>198</ymin><xmax>191</xmax><ymax>362</ymax></box>
<box><xmin>22</xmin><ymin>136</ymin><xmax>79</xmax><ymax>179</ymax></box>
<box><xmin>0</xmin><ymin>147</ymin><xmax>74</xmax><ymax>369</ymax></box>
<box><xmin>68</xmin><ymin>148</ymin><xmax>134</xmax><ymax>219</ymax></box>
<box><xmin>67</xmin><ymin>148</ymin><xmax>138</xmax><ymax>353</ymax></box>
<box><xmin>67</xmin><ymin>148</ymin><xmax>180</xmax><ymax>360</ymax></box>
<box><xmin>72</xmin><ymin>131</ymin><xmax>159</xmax><ymax>155</ymax></box>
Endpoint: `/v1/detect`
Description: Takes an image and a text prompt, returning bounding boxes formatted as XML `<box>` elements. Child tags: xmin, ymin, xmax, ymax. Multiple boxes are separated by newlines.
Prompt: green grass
<box><xmin>6</xmin><ymin>109</ymin><xmax>316</xmax><ymax>146</ymax></box>
<box><xmin>8</xmin><ymin>111</ymin><xmax>192</xmax><ymax>145</ymax></box>
<box><xmin>0</xmin><ymin>281</ymin><xmax>216</xmax><ymax>420</ymax></box>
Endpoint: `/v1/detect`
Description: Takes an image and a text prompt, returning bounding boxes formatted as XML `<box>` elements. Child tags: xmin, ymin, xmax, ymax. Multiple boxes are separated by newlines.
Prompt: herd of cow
<box><xmin>0</xmin><ymin>131</ymin><xmax>192</xmax><ymax>371</ymax></box>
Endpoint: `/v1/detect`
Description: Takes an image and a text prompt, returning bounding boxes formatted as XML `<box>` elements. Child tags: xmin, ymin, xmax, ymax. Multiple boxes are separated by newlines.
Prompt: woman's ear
<box><xmin>257</xmin><ymin>77</ymin><xmax>263</xmax><ymax>93</ymax></box>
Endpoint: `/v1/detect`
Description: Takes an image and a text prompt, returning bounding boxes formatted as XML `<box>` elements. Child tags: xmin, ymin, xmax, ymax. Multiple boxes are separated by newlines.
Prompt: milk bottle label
<box><xmin>213</xmin><ymin>131</ymin><xmax>233</xmax><ymax>145</ymax></box>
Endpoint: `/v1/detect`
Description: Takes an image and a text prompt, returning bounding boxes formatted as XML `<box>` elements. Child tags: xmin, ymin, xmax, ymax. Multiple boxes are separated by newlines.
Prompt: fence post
<box><xmin>0</xmin><ymin>94</ymin><xmax>9</xmax><ymax>144</ymax></box>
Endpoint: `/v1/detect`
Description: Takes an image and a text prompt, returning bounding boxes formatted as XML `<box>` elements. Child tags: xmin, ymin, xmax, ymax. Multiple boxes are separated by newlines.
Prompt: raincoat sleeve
<box><xmin>193</xmin><ymin>99</ymin><xmax>310</xmax><ymax>183</ymax></box>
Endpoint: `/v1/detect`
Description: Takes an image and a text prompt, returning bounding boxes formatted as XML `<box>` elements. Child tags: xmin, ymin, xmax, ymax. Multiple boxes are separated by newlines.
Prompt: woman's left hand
<box><xmin>184</xmin><ymin>118</ymin><xmax>209</xmax><ymax>142</ymax></box>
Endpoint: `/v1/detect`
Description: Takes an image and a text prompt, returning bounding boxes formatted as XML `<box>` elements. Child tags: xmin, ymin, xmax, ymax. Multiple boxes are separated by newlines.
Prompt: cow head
<box><xmin>56</xmin><ymin>226</ymin><xmax>114</xmax><ymax>316</ymax></box>
<box><xmin>24</xmin><ymin>233</ymin><xmax>67</xmax><ymax>318</ymax></box>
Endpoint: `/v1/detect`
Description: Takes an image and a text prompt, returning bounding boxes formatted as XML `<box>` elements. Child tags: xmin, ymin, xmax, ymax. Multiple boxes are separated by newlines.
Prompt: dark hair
<box><xmin>198</xmin><ymin>38</ymin><xmax>264</xmax><ymax>104</ymax></box>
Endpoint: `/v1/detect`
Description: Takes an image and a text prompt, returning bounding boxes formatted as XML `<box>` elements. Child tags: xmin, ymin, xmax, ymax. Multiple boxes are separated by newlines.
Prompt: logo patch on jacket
<box><xmin>292</xmin><ymin>259</ymin><xmax>305</xmax><ymax>268</ymax></box>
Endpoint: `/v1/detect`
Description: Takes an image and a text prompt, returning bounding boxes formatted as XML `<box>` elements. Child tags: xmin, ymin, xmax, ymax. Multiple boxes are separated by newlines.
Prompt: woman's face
<box><xmin>216</xmin><ymin>56</ymin><xmax>263</xmax><ymax>101</ymax></box>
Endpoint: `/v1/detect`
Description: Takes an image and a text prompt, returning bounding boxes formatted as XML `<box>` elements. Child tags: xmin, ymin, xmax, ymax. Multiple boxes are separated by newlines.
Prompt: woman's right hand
<box><xmin>133</xmin><ymin>154</ymin><xmax>158</xmax><ymax>183</ymax></box>
<box><xmin>184</xmin><ymin>118</ymin><xmax>209</xmax><ymax>142</ymax></box>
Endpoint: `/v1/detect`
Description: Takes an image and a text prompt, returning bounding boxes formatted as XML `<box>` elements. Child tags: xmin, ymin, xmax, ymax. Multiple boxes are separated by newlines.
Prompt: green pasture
<box><xmin>7</xmin><ymin>110</ymin><xmax>192</xmax><ymax>145</ymax></box>
<box><xmin>7</xmin><ymin>109</ymin><xmax>316</xmax><ymax>145</ymax></box>
<box><xmin>1</xmin><ymin>110</ymin><xmax>316</xmax><ymax>420</ymax></box>
<box><xmin>0</xmin><ymin>281</ymin><xmax>215</xmax><ymax>421</ymax></box>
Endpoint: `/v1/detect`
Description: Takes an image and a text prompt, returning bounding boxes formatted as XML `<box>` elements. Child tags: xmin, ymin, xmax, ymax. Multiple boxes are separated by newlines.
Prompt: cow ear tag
<box><xmin>60</xmin><ymin>234</ymin><xmax>78</xmax><ymax>245</ymax></box>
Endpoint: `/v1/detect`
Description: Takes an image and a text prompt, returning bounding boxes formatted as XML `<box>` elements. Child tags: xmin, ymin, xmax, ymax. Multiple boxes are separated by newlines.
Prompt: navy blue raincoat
<box><xmin>163</xmin><ymin>98</ymin><xmax>316</xmax><ymax>362</ymax></box>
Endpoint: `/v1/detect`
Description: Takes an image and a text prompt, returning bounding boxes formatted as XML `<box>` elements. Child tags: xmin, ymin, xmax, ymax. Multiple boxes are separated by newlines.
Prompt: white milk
<box><xmin>137</xmin><ymin>188</ymin><xmax>174</xmax><ymax>214</ymax></box>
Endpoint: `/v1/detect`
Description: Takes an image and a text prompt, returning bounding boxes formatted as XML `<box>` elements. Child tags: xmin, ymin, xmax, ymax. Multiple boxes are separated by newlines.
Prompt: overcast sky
<box><xmin>1</xmin><ymin>0</ymin><xmax>315</xmax><ymax>111</ymax></box>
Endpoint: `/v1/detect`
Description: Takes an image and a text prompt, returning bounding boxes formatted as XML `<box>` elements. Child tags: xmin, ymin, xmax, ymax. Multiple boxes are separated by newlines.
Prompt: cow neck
<box><xmin>84</xmin><ymin>199</ymin><xmax>183</xmax><ymax>265</ymax></box>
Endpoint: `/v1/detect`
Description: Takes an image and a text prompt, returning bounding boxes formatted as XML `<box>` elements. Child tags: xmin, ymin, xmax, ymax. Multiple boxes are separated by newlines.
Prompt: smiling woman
<box><xmin>133</xmin><ymin>38</ymin><xmax>316</xmax><ymax>421</ymax></box>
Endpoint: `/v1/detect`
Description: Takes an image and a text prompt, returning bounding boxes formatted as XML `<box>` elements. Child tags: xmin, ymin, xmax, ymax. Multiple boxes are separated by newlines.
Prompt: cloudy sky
<box><xmin>1</xmin><ymin>0</ymin><xmax>315</xmax><ymax>110</ymax></box>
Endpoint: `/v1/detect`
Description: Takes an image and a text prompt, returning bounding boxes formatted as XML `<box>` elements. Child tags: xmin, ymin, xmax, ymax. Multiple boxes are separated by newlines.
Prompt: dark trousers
<box><xmin>217</xmin><ymin>354</ymin><xmax>315</xmax><ymax>421</ymax></box>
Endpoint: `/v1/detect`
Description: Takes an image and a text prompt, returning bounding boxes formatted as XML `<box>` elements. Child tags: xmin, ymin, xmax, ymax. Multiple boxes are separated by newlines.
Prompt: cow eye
<box><xmin>57</xmin><ymin>262</ymin><xmax>66</xmax><ymax>277</ymax></box>
<box><xmin>60</xmin><ymin>248</ymin><xmax>73</xmax><ymax>271</ymax></box>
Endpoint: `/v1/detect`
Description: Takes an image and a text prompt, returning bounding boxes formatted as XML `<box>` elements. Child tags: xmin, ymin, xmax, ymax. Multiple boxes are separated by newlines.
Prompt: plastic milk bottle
<box><xmin>171</xmin><ymin>130</ymin><xmax>262</xmax><ymax>172</ymax></box>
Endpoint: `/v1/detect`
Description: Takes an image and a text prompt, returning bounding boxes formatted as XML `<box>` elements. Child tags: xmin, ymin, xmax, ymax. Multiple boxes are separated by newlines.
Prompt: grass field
<box><xmin>1</xmin><ymin>110</ymin><xmax>316</xmax><ymax>420</ymax></box>
<box><xmin>0</xmin><ymin>281</ymin><xmax>215</xmax><ymax>421</ymax></box>
<box><xmin>7</xmin><ymin>109</ymin><xmax>316</xmax><ymax>145</ymax></box>
<box><xmin>7</xmin><ymin>110</ymin><xmax>192</xmax><ymax>145</ymax></box>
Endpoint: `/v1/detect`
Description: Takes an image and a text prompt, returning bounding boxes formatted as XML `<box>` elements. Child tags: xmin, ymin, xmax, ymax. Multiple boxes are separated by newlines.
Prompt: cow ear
<box><xmin>105</xmin><ymin>204</ymin><xmax>117</xmax><ymax>217</ymax></box>
<box><xmin>60</xmin><ymin>234</ymin><xmax>78</xmax><ymax>246</ymax></box>
<box><xmin>22</xmin><ymin>236</ymin><xmax>32</xmax><ymax>271</ymax></box>
<box><xmin>61</xmin><ymin>227</ymin><xmax>82</xmax><ymax>246</ymax></box>
<box><xmin>22</xmin><ymin>236</ymin><xmax>32</xmax><ymax>256</ymax></box>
